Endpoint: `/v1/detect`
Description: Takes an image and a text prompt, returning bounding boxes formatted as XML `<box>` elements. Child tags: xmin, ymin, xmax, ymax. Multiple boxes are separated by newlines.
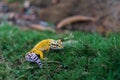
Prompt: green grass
<box><xmin>0</xmin><ymin>24</ymin><xmax>120</xmax><ymax>80</ymax></box>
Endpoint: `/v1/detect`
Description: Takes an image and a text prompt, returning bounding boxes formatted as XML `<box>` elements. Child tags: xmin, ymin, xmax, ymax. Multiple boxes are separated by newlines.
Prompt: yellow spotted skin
<box><xmin>29</xmin><ymin>39</ymin><xmax>63</xmax><ymax>60</ymax></box>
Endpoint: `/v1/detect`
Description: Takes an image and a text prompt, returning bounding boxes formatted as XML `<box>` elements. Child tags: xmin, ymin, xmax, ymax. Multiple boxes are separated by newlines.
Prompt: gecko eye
<box><xmin>55</xmin><ymin>44</ymin><xmax>59</xmax><ymax>46</ymax></box>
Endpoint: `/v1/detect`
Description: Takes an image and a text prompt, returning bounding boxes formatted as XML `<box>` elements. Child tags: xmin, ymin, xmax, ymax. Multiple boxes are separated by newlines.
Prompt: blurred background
<box><xmin>0</xmin><ymin>0</ymin><xmax>120</xmax><ymax>34</ymax></box>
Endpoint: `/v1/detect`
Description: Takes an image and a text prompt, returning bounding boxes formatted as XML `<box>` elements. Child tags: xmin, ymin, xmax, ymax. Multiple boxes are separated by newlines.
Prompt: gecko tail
<box><xmin>25</xmin><ymin>52</ymin><xmax>43</xmax><ymax>68</ymax></box>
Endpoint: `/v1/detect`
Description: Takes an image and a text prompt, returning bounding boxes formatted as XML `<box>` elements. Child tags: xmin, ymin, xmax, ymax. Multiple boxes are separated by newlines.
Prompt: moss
<box><xmin>0</xmin><ymin>25</ymin><xmax>120</xmax><ymax>80</ymax></box>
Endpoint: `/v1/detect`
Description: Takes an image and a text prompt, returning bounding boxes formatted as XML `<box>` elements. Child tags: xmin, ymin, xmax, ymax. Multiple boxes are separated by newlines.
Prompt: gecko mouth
<box><xmin>51</xmin><ymin>47</ymin><xmax>63</xmax><ymax>50</ymax></box>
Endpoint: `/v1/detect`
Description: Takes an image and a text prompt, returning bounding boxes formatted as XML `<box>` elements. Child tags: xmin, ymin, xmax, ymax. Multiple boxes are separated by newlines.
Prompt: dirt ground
<box><xmin>1</xmin><ymin>0</ymin><xmax>120</xmax><ymax>34</ymax></box>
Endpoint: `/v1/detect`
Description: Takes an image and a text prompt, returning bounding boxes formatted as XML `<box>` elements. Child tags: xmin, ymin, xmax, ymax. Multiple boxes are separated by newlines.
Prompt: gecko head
<box><xmin>50</xmin><ymin>39</ymin><xmax>63</xmax><ymax>50</ymax></box>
